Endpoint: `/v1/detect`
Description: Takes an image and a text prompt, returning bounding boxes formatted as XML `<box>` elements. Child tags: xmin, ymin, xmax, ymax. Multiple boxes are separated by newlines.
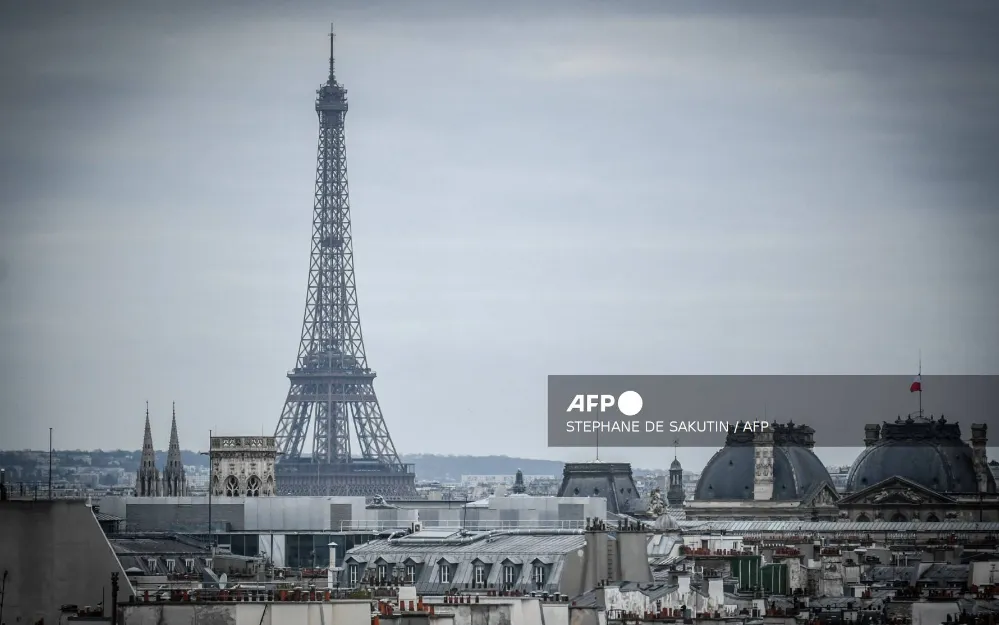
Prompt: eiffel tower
<box><xmin>273</xmin><ymin>28</ymin><xmax>415</xmax><ymax>498</ymax></box>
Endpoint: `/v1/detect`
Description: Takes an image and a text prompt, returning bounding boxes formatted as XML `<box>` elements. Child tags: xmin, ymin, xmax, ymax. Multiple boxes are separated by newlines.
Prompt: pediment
<box><xmin>837</xmin><ymin>476</ymin><xmax>956</xmax><ymax>506</ymax></box>
<box><xmin>802</xmin><ymin>482</ymin><xmax>841</xmax><ymax>507</ymax></box>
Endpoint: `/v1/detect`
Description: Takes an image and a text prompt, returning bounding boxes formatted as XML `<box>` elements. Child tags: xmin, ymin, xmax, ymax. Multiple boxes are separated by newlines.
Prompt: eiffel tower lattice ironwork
<box><xmin>273</xmin><ymin>28</ymin><xmax>414</xmax><ymax>497</ymax></box>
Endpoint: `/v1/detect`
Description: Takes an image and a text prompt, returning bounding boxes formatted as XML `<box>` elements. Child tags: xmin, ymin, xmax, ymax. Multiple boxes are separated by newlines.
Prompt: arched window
<box><xmin>890</xmin><ymin>512</ymin><xmax>907</xmax><ymax>522</ymax></box>
<box><xmin>224</xmin><ymin>475</ymin><xmax>240</xmax><ymax>497</ymax></box>
<box><xmin>925</xmin><ymin>513</ymin><xmax>939</xmax><ymax>522</ymax></box>
<box><xmin>855</xmin><ymin>514</ymin><xmax>870</xmax><ymax>522</ymax></box>
<box><xmin>246</xmin><ymin>476</ymin><xmax>261</xmax><ymax>497</ymax></box>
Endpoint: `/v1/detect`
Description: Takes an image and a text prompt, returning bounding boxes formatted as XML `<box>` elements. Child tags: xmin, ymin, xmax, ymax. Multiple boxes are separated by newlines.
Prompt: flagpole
<box><xmin>918</xmin><ymin>351</ymin><xmax>922</xmax><ymax>417</ymax></box>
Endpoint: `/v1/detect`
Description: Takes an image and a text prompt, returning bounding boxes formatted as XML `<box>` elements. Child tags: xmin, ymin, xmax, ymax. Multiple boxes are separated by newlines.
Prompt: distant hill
<box><xmin>0</xmin><ymin>449</ymin><xmax>663</xmax><ymax>482</ymax></box>
<box><xmin>401</xmin><ymin>454</ymin><xmax>565</xmax><ymax>482</ymax></box>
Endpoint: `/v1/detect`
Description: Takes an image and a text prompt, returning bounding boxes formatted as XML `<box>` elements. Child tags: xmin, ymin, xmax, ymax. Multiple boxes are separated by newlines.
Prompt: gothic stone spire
<box><xmin>163</xmin><ymin>402</ymin><xmax>187</xmax><ymax>496</ymax></box>
<box><xmin>136</xmin><ymin>402</ymin><xmax>161</xmax><ymax>496</ymax></box>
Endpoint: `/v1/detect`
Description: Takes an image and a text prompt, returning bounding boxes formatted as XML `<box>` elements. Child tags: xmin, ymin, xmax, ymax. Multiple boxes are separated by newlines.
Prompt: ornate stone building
<box><xmin>135</xmin><ymin>404</ymin><xmax>161</xmax><ymax>497</ymax></box>
<box><xmin>162</xmin><ymin>403</ymin><xmax>187</xmax><ymax>497</ymax></box>
<box><xmin>685</xmin><ymin>422</ymin><xmax>840</xmax><ymax>521</ymax></box>
<box><xmin>209</xmin><ymin>435</ymin><xmax>277</xmax><ymax>497</ymax></box>
<box><xmin>837</xmin><ymin>416</ymin><xmax>999</xmax><ymax>522</ymax></box>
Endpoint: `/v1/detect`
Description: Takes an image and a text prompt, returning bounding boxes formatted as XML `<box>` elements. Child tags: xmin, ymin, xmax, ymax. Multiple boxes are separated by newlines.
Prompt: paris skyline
<box><xmin>1</xmin><ymin>0</ymin><xmax>998</xmax><ymax>471</ymax></box>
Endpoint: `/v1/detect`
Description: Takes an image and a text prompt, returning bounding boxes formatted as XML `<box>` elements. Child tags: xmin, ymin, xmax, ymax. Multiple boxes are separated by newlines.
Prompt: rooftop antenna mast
<box><xmin>329</xmin><ymin>23</ymin><xmax>336</xmax><ymax>84</ymax></box>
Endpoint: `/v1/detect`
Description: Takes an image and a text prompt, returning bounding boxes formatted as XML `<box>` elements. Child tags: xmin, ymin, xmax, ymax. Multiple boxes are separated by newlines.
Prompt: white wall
<box><xmin>969</xmin><ymin>561</ymin><xmax>999</xmax><ymax>586</ymax></box>
<box><xmin>911</xmin><ymin>602</ymin><xmax>961</xmax><ymax>625</ymax></box>
<box><xmin>121</xmin><ymin>601</ymin><xmax>371</xmax><ymax>625</ymax></box>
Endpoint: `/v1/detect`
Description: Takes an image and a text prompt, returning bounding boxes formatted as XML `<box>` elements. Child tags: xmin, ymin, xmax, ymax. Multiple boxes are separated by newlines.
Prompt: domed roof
<box><xmin>670</xmin><ymin>458</ymin><xmax>682</xmax><ymax>470</ymax></box>
<box><xmin>847</xmin><ymin>417</ymin><xmax>996</xmax><ymax>494</ymax></box>
<box><xmin>654</xmin><ymin>513</ymin><xmax>680</xmax><ymax>531</ymax></box>
<box><xmin>694</xmin><ymin>443</ymin><xmax>835</xmax><ymax>501</ymax></box>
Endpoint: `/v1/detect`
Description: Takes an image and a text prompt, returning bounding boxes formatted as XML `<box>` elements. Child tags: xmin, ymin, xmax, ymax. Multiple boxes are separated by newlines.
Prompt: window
<box><xmin>147</xmin><ymin>558</ymin><xmax>158</xmax><ymax>572</ymax></box>
<box><xmin>224</xmin><ymin>475</ymin><xmax>240</xmax><ymax>496</ymax></box>
<box><xmin>406</xmin><ymin>565</ymin><xmax>416</xmax><ymax>583</ymax></box>
<box><xmin>246</xmin><ymin>476</ymin><xmax>261</xmax><ymax>497</ymax></box>
<box><xmin>166</xmin><ymin>559</ymin><xmax>176</xmax><ymax>573</ymax></box>
<box><xmin>440</xmin><ymin>564</ymin><xmax>450</xmax><ymax>584</ymax></box>
<box><xmin>533</xmin><ymin>564</ymin><xmax>545</xmax><ymax>585</ymax></box>
<box><xmin>185</xmin><ymin>558</ymin><xmax>195</xmax><ymax>570</ymax></box>
<box><xmin>474</xmin><ymin>565</ymin><xmax>485</xmax><ymax>585</ymax></box>
<box><xmin>377</xmin><ymin>564</ymin><xmax>387</xmax><ymax>584</ymax></box>
<box><xmin>205</xmin><ymin>558</ymin><xmax>213</xmax><ymax>570</ymax></box>
<box><xmin>349</xmin><ymin>564</ymin><xmax>358</xmax><ymax>586</ymax></box>
<box><xmin>503</xmin><ymin>565</ymin><xmax>516</xmax><ymax>584</ymax></box>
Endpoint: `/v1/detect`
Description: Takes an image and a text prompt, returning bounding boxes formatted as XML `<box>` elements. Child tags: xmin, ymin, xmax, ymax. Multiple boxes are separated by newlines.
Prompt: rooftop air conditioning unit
<box><xmin>411</xmin><ymin>522</ymin><xmax>422</xmax><ymax>533</ymax></box>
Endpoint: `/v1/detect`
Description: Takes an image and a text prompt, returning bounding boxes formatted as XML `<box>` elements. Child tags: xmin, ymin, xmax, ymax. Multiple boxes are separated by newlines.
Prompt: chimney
<box><xmin>615</xmin><ymin>523</ymin><xmax>652</xmax><ymax>583</ymax></box>
<box><xmin>753</xmin><ymin>426</ymin><xmax>774</xmax><ymax>501</ymax></box>
<box><xmin>328</xmin><ymin>542</ymin><xmax>338</xmax><ymax>588</ymax></box>
<box><xmin>863</xmin><ymin>424</ymin><xmax>881</xmax><ymax>447</ymax></box>
<box><xmin>971</xmin><ymin>424</ymin><xmax>990</xmax><ymax>492</ymax></box>
<box><xmin>580</xmin><ymin>519</ymin><xmax>610</xmax><ymax>593</ymax></box>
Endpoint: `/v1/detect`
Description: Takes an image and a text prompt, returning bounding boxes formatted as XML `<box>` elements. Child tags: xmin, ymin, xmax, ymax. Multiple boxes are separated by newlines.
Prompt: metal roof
<box><xmin>677</xmin><ymin>520</ymin><xmax>999</xmax><ymax>532</ymax></box>
<box><xmin>347</xmin><ymin>532</ymin><xmax>586</xmax><ymax>559</ymax></box>
<box><xmin>110</xmin><ymin>537</ymin><xmax>207</xmax><ymax>555</ymax></box>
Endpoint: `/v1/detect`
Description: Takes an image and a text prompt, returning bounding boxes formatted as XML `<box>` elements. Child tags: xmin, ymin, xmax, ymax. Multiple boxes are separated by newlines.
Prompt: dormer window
<box><xmin>166</xmin><ymin>559</ymin><xmax>176</xmax><ymax>573</ymax></box>
<box><xmin>377</xmin><ymin>564</ymin><xmax>387</xmax><ymax>584</ymax></box>
<box><xmin>406</xmin><ymin>564</ymin><xmax>416</xmax><ymax>583</ymax></box>
<box><xmin>503</xmin><ymin>564</ymin><xmax>516</xmax><ymax>584</ymax></box>
<box><xmin>147</xmin><ymin>558</ymin><xmax>158</xmax><ymax>572</ymax></box>
<box><xmin>349</xmin><ymin>564</ymin><xmax>358</xmax><ymax>586</ymax></box>
<box><xmin>440</xmin><ymin>564</ymin><xmax>450</xmax><ymax>584</ymax></box>
<box><xmin>185</xmin><ymin>558</ymin><xmax>195</xmax><ymax>570</ymax></box>
<box><xmin>474</xmin><ymin>564</ymin><xmax>485</xmax><ymax>585</ymax></box>
<box><xmin>533</xmin><ymin>564</ymin><xmax>545</xmax><ymax>585</ymax></box>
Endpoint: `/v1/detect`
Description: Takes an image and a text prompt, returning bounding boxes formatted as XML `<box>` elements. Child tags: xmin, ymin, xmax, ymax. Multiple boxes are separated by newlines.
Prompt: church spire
<box><xmin>141</xmin><ymin>402</ymin><xmax>155</xmax><ymax>464</ymax></box>
<box><xmin>163</xmin><ymin>401</ymin><xmax>187</xmax><ymax>496</ymax></box>
<box><xmin>168</xmin><ymin>402</ymin><xmax>181</xmax><ymax>452</ymax></box>
<box><xmin>136</xmin><ymin>402</ymin><xmax>161</xmax><ymax>496</ymax></box>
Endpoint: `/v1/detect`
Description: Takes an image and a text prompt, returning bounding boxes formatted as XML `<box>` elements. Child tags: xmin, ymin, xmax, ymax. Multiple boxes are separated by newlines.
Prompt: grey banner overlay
<box><xmin>547</xmin><ymin>375</ymin><xmax>999</xmax><ymax>447</ymax></box>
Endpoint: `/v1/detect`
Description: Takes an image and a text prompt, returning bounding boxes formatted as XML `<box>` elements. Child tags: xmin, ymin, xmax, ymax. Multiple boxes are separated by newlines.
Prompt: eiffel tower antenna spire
<box><xmin>273</xmin><ymin>30</ymin><xmax>414</xmax><ymax>497</ymax></box>
<box><xmin>328</xmin><ymin>23</ymin><xmax>337</xmax><ymax>84</ymax></box>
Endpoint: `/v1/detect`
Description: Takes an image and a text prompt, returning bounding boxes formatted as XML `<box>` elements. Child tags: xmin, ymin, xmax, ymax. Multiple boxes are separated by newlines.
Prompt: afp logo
<box><xmin>566</xmin><ymin>391</ymin><xmax>643</xmax><ymax>417</ymax></box>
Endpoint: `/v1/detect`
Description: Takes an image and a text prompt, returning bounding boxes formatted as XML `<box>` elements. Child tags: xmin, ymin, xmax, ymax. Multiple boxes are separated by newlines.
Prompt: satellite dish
<box><xmin>219</xmin><ymin>573</ymin><xmax>228</xmax><ymax>589</ymax></box>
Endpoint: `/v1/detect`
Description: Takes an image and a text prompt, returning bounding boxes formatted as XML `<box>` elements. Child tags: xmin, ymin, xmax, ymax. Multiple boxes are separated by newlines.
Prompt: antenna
<box><xmin>329</xmin><ymin>23</ymin><xmax>336</xmax><ymax>84</ymax></box>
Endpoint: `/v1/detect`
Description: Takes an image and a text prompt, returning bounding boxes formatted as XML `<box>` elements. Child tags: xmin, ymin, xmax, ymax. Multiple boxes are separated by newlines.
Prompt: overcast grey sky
<box><xmin>1</xmin><ymin>0</ymin><xmax>997</xmax><ymax>471</ymax></box>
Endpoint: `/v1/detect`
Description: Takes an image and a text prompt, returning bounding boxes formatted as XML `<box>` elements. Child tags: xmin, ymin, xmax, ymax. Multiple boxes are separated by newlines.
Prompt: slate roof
<box><xmin>110</xmin><ymin>536</ymin><xmax>208</xmax><ymax>555</ymax></box>
<box><xmin>341</xmin><ymin>531</ymin><xmax>586</xmax><ymax>595</ymax></box>
<box><xmin>916</xmin><ymin>563</ymin><xmax>969</xmax><ymax>583</ymax></box>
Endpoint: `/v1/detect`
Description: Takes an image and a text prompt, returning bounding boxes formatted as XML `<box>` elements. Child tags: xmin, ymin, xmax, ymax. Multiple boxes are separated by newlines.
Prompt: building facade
<box><xmin>210</xmin><ymin>436</ymin><xmax>278</xmax><ymax>497</ymax></box>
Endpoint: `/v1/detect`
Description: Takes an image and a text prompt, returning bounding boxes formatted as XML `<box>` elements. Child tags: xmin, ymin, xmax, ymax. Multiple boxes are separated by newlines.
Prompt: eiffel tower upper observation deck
<box><xmin>273</xmin><ymin>29</ymin><xmax>416</xmax><ymax>498</ymax></box>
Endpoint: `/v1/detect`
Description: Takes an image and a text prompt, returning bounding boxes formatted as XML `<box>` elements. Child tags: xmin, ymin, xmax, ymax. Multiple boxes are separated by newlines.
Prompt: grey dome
<box><xmin>670</xmin><ymin>458</ymin><xmax>682</xmax><ymax>470</ymax></box>
<box><xmin>847</xmin><ymin>419</ymin><xmax>995</xmax><ymax>494</ymax></box>
<box><xmin>654</xmin><ymin>513</ymin><xmax>680</xmax><ymax>531</ymax></box>
<box><xmin>694</xmin><ymin>444</ymin><xmax>834</xmax><ymax>501</ymax></box>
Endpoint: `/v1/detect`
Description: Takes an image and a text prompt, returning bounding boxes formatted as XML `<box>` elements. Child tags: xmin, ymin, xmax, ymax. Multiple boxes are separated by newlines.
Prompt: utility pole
<box><xmin>200</xmin><ymin>430</ymin><xmax>213</xmax><ymax>554</ymax></box>
<box><xmin>49</xmin><ymin>427</ymin><xmax>53</xmax><ymax>499</ymax></box>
